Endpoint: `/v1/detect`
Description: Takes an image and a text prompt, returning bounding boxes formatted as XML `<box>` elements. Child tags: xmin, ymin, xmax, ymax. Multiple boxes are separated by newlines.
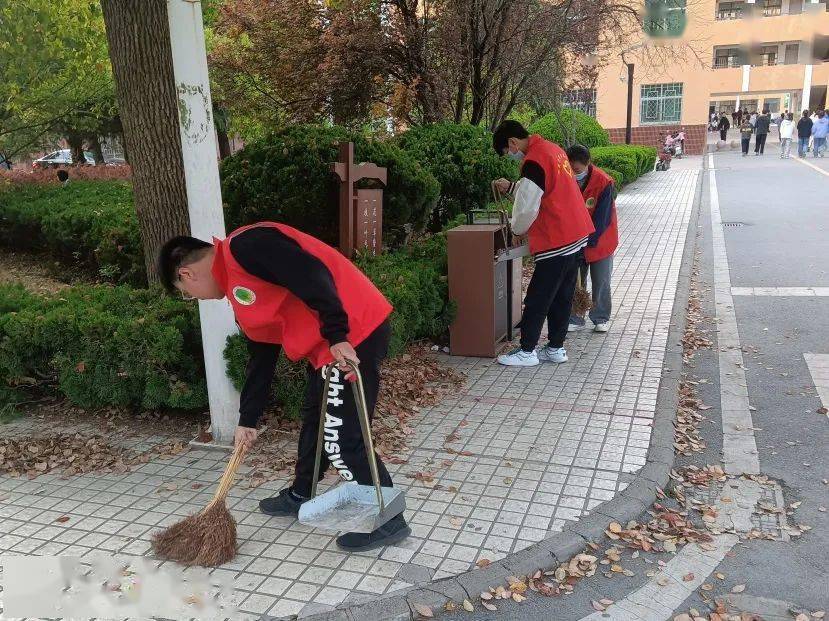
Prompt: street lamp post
<box><xmin>625</xmin><ymin>62</ymin><xmax>634</xmax><ymax>144</ymax></box>
<box><xmin>166</xmin><ymin>0</ymin><xmax>241</xmax><ymax>447</ymax></box>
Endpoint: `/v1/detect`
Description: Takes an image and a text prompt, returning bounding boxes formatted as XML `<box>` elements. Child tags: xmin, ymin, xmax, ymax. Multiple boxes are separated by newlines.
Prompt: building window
<box><xmin>784</xmin><ymin>43</ymin><xmax>800</xmax><ymax>64</ymax></box>
<box><xmin>755</xmin><ymin>44</ymin><xmax>778</xmax><ymax>66</ymax></box>
<box><xmin>643</xmin><ymin>0</ymin><xmax>687</xmax><ymax>37</ymax></box>
<box><xmin>716</xmin><ymin>1</ymin><xmax>744</xmax><ymax>19</ymax></box>
<box><xmin>562</xmin><ymin>89</ymin><xmax>597</xmax><ymax>117</ymax></box>
<box><xmin>713</xmin><ymin>47</ymin><xmax>743</xmax><ymax>68</ymax></box>
<box><xmin>761</xmin><ymin>0</ymin><xmax>782</xmax><ymax>16</ymax></box>
<box><xmin>640</xmin><ymin>83</ymin><xmax>683</xmax><ymax>124</ymax></box>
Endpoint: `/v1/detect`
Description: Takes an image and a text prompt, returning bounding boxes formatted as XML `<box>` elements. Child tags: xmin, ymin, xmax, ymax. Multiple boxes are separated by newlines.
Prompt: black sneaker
<box><xmin>335</xmin><ymin>513</ymin><xmax>411</xmax><ymax>552</ymax></box>
<box><xmin>259</xmin><ymin>487</ymin><xmax>306</xmax><ymax>517</ymax></box>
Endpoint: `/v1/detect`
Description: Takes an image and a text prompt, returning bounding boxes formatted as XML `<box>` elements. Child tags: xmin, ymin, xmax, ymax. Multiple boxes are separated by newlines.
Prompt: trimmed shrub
<box><xmin>220</xmin><ymin>125</ymin><xmax>440</xmax><ymax>248</ymax></box>
<box><xmin>603</xmin><ymin>168</ymin><xmax>625</xmax><ymax>189</ymax></box>
<box><xmin>0</xmin><ymin>181</ymin><xmax>143</xmax><ymax>284</ymax></box>
<box><xmin>394</xmin><ymin>123</ymin><xmax>517</xmax><ymax>227</ymax></box>
<box><xmin>589</xmin><ymin>146</ymin><xmax>639</xmax><ymax>185</ymax></box>
<box><xmin>529</xmin><ymin>109</ymin><xmax>611</xmax><ymax>149</ymax></box>
<box><xmin>0</xmin><ymin>284</ymin><xmax>206</xmax><ymax>409</ymax></box>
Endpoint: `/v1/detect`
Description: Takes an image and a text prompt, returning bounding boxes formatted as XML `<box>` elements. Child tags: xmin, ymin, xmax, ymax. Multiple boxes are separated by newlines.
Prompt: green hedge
<box><xmin>220</xmin><ymin>125</ymin><xmax>440</xmax><ymax>248</ymax></box>
<box><xmin>529</xmin><ymin>109</ymin><xmax>611</xmax><ymax>148</ymax></box>
<box><xmin>0</xmin><ymin>284</ymin><xmax>206</xmax><ymax>409</ymax></box>
<box><xmin>589</xmin><ymin>145</ymin><xmax>656</xmax><ymax>185</ymax></box>
<box><xmin>603</xmin><ymin>168</ymin><xmax>625</xmax><ymax>189</ymax></box>
<box><xmin>0</xmin><ymin>181</ymin><xmax>144</xmax><ymax>284</ymax></box>
<box><xmin>1</xmin><ymin>233</ymin><xmax>454</xmax><ymax>417</ymax></box>
<box><xmin>394</xmin><ymin>123</ymin><xmax>517</xmax><ymax>228</ymax></box>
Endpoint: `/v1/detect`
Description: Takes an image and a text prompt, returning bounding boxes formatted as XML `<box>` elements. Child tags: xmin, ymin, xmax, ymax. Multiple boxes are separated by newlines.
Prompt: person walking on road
<box><xmin>813</xmin><ymin>110</ymin><xmax>829</xmax><ymax>157</ymax></box>
<box><xmin>797</xmin><ymin>110</ymin><xmax>813</xmax><ymax>157</ymax></box>
<box><xmin>565</xmin><ymin>145</ymin><xmax>617</xmax><ymax>335</ymax></box>
<box><xmin>158</xmin><ymin>223</ymin><xmax>409</xmax><ymax>551</ymax></box>
<box><xmin>491</xmin><ymin>120</ymin><xmax>594</xmax><ymax>367</ymax></box>
<box><xmin>754</xmin><ymin>108</ymin><xmax>771</xmax><ymax>155</ymax></box>
<box><xmin>739</xmin><ymin>118</ymin><xmax>754</xmax><ymax>156</ymax></box>
<box><xmin>718</xmin><ymin>113</ymin><xmax>731</xmax><ymax>142</ymax></box>
<box><xmin>779</xmin><ymin>112</ymin><xmax>795</xmax><ymax>159</ymax></box>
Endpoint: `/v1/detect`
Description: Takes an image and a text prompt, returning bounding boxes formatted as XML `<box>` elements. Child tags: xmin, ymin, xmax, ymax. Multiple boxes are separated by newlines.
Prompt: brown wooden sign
<box><xmin>331</xmin><ymin>142</ymin><xmax>386</xmax><ymax>257</ymax></box>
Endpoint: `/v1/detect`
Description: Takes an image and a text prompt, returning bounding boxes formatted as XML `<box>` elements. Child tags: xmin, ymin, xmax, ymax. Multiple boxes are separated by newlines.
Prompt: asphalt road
<box><xmin>440</xmin><ymin>146</ymin><xmax>829</xmax><ymax>620</ymax></box>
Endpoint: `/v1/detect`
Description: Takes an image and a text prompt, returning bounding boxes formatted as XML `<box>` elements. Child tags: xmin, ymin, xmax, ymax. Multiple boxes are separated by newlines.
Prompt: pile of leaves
<box><xmin>674</xmin><ymin>381</ymin><xmax>708</xmax><ymax>455</ymax></box>
<box><xmin>0</xmin><ymin>432</ymin><xmax>187</xmax><ymax>478</ymax></box>
<box><xmin>603</xmin><ymin>503</ymin><xmax>713</xmax><ymax>554</ymax></box>
<box><xmin>682</xmin><ymin>260</ymin><xmax>712</xmax><ymax>363</ymax></box>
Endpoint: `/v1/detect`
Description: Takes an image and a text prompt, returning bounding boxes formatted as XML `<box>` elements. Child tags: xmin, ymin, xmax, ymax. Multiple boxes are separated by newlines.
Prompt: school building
<box><xmin>577</xmin><ymin>0</ymin><xmax>829</xmax><ymax>154</ymax></box>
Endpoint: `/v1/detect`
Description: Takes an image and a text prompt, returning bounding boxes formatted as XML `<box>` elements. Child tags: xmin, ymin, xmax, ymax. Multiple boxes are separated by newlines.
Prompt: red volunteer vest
<box><xmin>582</xmin><ymin>165</ymin><xmax>619</xmax><ymax>263</ymax></box>
<box><xmin>523</xmin><ymin>135</ymin><xmax>595</xmax><ymax>254</ymax></box>
<box><xmin>211</xmin><ymin>222</ymin><xmax>393</xmax><ymax>369</ymax></box>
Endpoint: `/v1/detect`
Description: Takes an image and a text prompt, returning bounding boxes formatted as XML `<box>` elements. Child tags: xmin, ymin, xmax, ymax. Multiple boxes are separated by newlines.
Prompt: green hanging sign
<box><xmin>643</xmin><ymin>0</ymin><xmax>688</xmax><ymax>38</ymax></box>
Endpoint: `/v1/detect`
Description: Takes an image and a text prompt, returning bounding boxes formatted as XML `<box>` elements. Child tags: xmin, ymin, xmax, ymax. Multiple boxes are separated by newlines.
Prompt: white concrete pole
<box><xmin>802</xmin><ymin>65</ymin><xmax>813</xmax><ymax>111</ymax></box>
<box><xmin>167</xmin><ymin>0</ymin><xmax>240</xmax><ymax>446</ymax></box>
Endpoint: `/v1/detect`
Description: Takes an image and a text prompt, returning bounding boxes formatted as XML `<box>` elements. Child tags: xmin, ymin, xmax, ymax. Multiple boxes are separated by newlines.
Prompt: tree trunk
<box><xmin>100</xmin><ymin>0</ymin><xmax>189</xmax><ymax>284</ymax></box>
<box><xmin>216</xmin><ymin>126</ymin><xmax>231</xmax><ymax>160</ymax></box>
<box><xmin>66</xmin><ymin>131</ymin><xmax>86</xmax><ymax>165</ymax></box>
<box><xmin>86</xmin><ymin>134</ymin><xmax>105</xmax><ymax>164</ymax></box>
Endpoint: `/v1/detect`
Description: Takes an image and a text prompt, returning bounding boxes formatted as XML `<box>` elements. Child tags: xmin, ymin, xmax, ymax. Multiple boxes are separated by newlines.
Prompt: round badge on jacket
<box><xmin>232</xmin><ymin>286</ymin><xmax>256</xmax><ymax>305</ymax></box>
<box><xmin>585</xmin><ymin>197</ymin><xmax>596</xmax><ymax>208</ymax></box>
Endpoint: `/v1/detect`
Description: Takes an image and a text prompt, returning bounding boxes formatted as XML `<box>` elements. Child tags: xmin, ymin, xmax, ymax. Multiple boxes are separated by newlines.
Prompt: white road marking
<box><xmin>793</xmin><ymin>156</ymin><xmax>829</xmax><ymax>178</ymax></box>
<box><xmin>708</xmin><ymin>155</ymin><xmax>760</xmax><ymax>476</ymax></box>
<box><xmin>731</xmin><ymin>287</ymin><xmax>829</xmax><ymax>297</ymax></box>
<box><xmin>804</xmin><ymin>353</ymin><xmax>829</xmax><ymax>410</ymax></box>
<box><xmin>577</xmin><ymin>154</ymin><xmax>766</xmax><ymax>621</ymax></box>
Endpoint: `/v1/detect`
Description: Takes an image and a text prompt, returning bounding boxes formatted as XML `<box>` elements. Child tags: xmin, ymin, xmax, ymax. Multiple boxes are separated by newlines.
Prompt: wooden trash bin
<box><xmin>447</xmin><ymin>224</ymin><xmax>527</xmax><ymax>357</ymax></box>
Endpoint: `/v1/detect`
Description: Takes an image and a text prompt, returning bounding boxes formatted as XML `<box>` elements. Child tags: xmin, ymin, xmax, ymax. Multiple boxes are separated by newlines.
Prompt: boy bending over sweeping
<box><xmin>159</xmin><ymin>222</ymin><xmax>410</xmax><ymax>551</ymax></box>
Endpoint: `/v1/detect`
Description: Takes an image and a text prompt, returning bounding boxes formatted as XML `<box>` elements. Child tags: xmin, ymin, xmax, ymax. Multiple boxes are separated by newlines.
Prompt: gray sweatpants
<box><xmin>569</xmin><ymin>254</ymin><xmax>613</xmax><ymax>325</ymax></box>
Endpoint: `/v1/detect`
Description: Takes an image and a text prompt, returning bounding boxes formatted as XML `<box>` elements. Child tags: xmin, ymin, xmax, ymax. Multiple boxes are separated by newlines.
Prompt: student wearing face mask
<box><xmin>491</xmin><ymin>120</ymin><xmax>595</xmax><ymax>366</ymax></box>
<box><xmin>564</xmin><ymin>145</ymin><xmax>617</xmax><ymax>334</ymax></box>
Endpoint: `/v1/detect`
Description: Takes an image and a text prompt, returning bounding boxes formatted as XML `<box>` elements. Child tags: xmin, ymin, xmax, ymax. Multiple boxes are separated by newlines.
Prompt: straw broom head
<box><xmin>151</xmin><ymin>444</ymin><xmax>246</xmax><ymax>567</ymax></box>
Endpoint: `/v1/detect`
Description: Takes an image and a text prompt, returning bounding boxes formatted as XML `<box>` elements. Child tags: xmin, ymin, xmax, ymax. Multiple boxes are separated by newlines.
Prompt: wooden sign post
<box><xmin>331</xmin><ymin>142</ymin><xmax>386</xmax><ymax>257</ymax></box>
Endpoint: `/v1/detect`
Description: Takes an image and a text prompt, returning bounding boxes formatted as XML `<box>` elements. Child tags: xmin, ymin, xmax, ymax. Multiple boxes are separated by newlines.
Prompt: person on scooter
<box><xmin>158</xmin><ymin>223</ymin><xmax>409</xmax><ymax>551</ymax></box>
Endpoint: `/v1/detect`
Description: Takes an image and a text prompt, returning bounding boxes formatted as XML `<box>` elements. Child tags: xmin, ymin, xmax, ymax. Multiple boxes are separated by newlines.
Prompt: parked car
<box><xmin>32</xmin><ymin>149</ymin><xmax>95</xmax><ymax>169</ymax></box>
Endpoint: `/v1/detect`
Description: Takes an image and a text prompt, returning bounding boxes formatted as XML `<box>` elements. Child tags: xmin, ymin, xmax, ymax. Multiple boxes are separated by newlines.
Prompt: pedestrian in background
<box><xmin>779</xmin><ymin>112</ymin><xmax>795</xmax><ymax>159</ymax></box>
<box><xmin>736</xmin><ymin>108</ymin><xmax>743</xmax><ymax>125</ymax></box>
<box><xmin>812</xmin><ymin>110</ymin><xmax>829</xmax><ymax>157</ymax></box>
<box><xmin>491</xmin><ymin>120</ymin><xmax>594</xmax><ymax>367</ymax></box>
<box><xmin>718</xmin><ymin>112</ymin><xmax>731</xmax><ymax>142</ymax></box>
<box><xmin>750</xmin><ymin>111</ymin><xmax>758</xmax><ymax>127</ymax></box>
<box><xmin>797</xmin><ymin>110</ymin><xmax>813</xmax><ymax>157</ymax></box>
<box><xmin>565</xmin><ymin>145</ymin><xmax>617</xmax><ymax>335</ymax></box>
<box><xmin>754</xmin><ymin>108</ymin><xmax>771</xmax><ymax>155</ymax></box>
<box><xmin>739</xmin><ymin>118</ymin><xmax>754</xmax><ymax>157</ymax></box>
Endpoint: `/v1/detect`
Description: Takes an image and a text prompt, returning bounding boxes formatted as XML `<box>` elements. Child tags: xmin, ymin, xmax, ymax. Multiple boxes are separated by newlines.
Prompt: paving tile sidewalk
<box><xmin>0</xmin><ymin>164</ymin><xmax>700</xmax><ymax>620</ymax></box>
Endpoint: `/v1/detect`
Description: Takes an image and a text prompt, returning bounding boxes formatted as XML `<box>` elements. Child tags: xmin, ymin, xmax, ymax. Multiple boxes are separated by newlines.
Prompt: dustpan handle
<box><xmin>309</xmin><ymin>362</ymin><xmax>386</xmax><ymax>512</ymax></box>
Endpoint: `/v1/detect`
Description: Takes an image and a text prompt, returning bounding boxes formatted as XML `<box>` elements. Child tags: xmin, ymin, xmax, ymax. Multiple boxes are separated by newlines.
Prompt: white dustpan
<box><xmin>298</xmin><ymin>361</ymin><xmax>406</xmax><ymax>533</ymax></box>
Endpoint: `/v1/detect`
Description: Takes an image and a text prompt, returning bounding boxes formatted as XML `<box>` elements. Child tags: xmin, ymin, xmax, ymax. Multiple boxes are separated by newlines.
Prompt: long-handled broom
<box><xmin>151</xmin><ymin>443</ymin><xmax>246</xmax><ymax>567</ymax></box>
<box><xmin>571</xmin><ymin>265</ymin><xmax>592</xmax><ymax>318</ymax></box>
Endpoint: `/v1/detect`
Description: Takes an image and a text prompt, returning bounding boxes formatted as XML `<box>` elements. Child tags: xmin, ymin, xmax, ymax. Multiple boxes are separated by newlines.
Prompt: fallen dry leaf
<box><xmin>443</xmin><ymin>602</ymin><xmax>456</xmax><ymax>612</ymax></box>
<box><xmin>482</xmin><ymin>601</ymin><xmax>497</xmax><ymax>611</ymax></box>
<box><xmin>476</xmin><ymin>558</ymin><xmax>491</xmax><ymax>568</ymax></box>
<box><xmin>731</xmin><ymin>584</ymin><xmax>746</xmax><ymax>593</ymax></box>
<box><xmin>608</xmin><ymin>522</ymin><xmax>622</xmax><ymax>533</ymax></box>
<box><xmin>683</xmin><ymin>573</ymin><xmax>695</xmax><ymax>582</ymax></box>
<box><xmin>812</xmin><ymin>612</ymin><xmax>825</xmax><ymax>619</ymax></box>
<box><xmin>462</xmin><ymin>599</ymin><xmax>474</xmax><ymax>612</ymax></box>
<box><xmin>413</xmin><ymin>603</ymin><xmax>433</xmax><ymax>618</ymax></box>
<box><xmin>511</xmin><ymin>592</ymin><xmax>526</xmax><ymax>603</ymax></box>
<box><xmin>54</xmin><ymin>516</ymin><xmax>70</xmax><ymax>523</ymax></box>
<box><xmin>592</xmin><ymin>600</ymin><xmax>606</xmax><ymax>611</ymax></box>
<box><xmin>796</xmin><ymin>615</ymin><xmax>809</xmax><ymax>621</ymax></box>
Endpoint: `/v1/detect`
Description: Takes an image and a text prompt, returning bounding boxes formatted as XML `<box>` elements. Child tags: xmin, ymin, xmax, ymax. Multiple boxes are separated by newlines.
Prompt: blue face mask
<box><xmin>508</xmin><ymin>150</ymin><xmax>524</xmax><ymax>162</ymax></box>
<box><xmin>575</xmin><ymin>169</ymin><xmax>589</xmax><ymax>182</ymax></box>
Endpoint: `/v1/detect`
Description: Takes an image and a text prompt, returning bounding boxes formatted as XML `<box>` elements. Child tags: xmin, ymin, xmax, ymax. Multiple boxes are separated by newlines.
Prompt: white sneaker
<box><xmin>593</xmin><ymin>322</ymin><xmax>610</xmax><ymax>333</ymax></box>
<box><xmin>497</xmin><ymin>348</ymin><xmax>539</xmax><ymax>367</ymax></box>
<box><xmin>537</xmin><ymin>346</ymin><xmax>568</xmax><ymax>363</ymax></box>
<box><xmin>567</xmin><ymin>322</ymin><xmax>585</xmax><ymax>332</ymax></box>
